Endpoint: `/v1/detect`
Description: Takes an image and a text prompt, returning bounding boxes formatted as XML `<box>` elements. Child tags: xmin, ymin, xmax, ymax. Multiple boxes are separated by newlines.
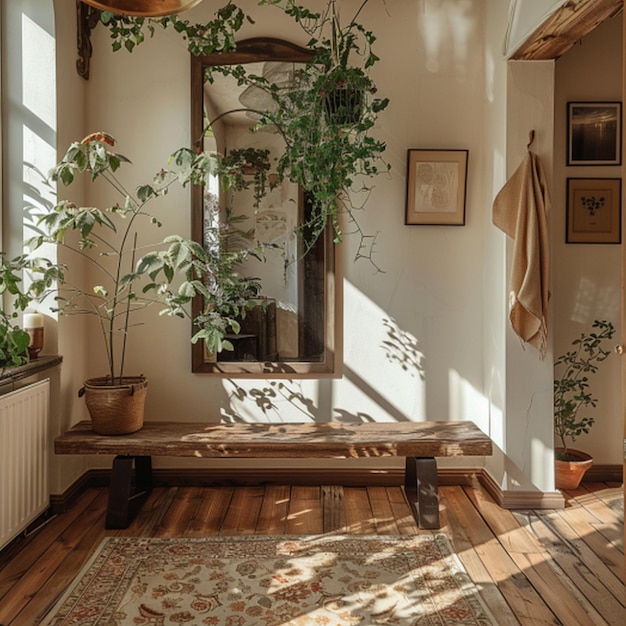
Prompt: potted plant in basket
<box><xmin>553</xmin><ymin>319</ymin><xmax>615</xmax><ymax>489</ymax></box>
<box><xmin>28</xmin><ymin>132</ymin><xmax>264</xmax><ymax>434</ymax></box>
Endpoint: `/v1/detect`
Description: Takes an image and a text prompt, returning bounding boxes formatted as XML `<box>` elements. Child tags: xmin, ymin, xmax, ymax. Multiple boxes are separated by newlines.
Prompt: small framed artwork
<box><xmin>567</xmin><ymin>102</ymin><xmax>622</xmax><ymax>166</ymax></box>
<box><xmin>405</xmin><ymin>149</ymin><xmax>468</xmax><ymax>225</ymax></box>
<box><xmin>566</xmin><ymin>178</ymin><xmax>621</xmax><ymax>244</ymax></box>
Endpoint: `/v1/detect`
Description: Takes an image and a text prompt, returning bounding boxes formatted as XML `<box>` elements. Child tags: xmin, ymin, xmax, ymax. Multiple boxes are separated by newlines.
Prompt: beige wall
<box><xmin>66</xmin><ymin>0</ymin><xmax>494</xmax><ymax>479</ymax></box>
<box><xmin>3</xmin><ymin>0</ymin><xmax>621</xmax><ymax>495</ymax></box>
<box><xmin>80</xmin><ymin>4</ymin><xmax>489</xmax><ymax>416</ymax></box>
<box><xmin>553</xmin><ymin>15</ymin><xmax>623</xmax><ymax>466</ymax></box>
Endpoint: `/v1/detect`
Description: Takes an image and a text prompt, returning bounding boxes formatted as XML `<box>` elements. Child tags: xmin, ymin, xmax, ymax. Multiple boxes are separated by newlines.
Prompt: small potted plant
<box><xmin>0</xmin><ymin>254</ymin><xmax>57</xmax><ymax>368</ymax></box>
<box><xmin>220</xmin><ymin>147</ymin><xmax>272</xmax><ymax>209</ymax></box>
<box><xmin>28</xmin><ymin>133</ymin><xmax>263</xmax><ymax>434</ymax></box>
<box><xmin>553</xmin><ymin>319</ymin><xmax>615</xmax><ymax>489</ymax></box>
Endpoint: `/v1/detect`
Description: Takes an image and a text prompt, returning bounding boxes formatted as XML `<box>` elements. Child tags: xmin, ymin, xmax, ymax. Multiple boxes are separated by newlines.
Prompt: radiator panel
<box><xmin>0</xmin><ymin>379</ymin><xmax>50</xmax><ymax>550</ymax></box>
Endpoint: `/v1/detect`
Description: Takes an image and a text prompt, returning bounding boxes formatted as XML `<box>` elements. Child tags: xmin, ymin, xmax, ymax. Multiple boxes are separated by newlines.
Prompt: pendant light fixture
<box><xmin>79</xmin><ymin>0</ymin><xmax>203</xmax><ymax>17</ymax></box>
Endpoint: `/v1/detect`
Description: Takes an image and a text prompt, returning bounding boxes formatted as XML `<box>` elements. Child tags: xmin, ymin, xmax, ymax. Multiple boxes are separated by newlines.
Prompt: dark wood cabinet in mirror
<box><xmin>190</xmin><ymin>38</ymin><xmax>342</xmax><ymax>376</ymax></box>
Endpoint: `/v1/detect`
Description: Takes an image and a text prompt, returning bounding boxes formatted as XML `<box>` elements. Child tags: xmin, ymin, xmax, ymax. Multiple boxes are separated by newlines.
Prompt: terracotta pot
<box><xmin>79</xmin><ymin>376</ymin><xmax>148</xmax><ymax>435</ymax></box>
<box><xmin>554</xmin><ymin>448</ymin><xmax>593</xmax><ymax>490</ymax></box>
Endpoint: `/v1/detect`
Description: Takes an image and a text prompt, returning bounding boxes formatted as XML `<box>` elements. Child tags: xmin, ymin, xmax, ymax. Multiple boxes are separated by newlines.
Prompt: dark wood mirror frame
<box><xmin>190</xmin><ymin>38</ymin><xmax>342</xmax><ymax>377</ymax></box>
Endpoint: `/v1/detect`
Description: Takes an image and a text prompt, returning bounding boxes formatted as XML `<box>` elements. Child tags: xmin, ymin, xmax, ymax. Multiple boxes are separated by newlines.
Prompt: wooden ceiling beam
<box><xmin>511</xmin><ymin>0</ymin><xmax>623</xmax><ymax>61</ymax></box>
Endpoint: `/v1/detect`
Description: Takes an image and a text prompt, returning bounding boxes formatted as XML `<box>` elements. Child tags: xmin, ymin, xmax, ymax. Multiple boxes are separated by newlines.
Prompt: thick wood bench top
<box><xmin>55</xmin><ymin>420</ymin><xmax>492</xmax><ymax>459</ymax></box>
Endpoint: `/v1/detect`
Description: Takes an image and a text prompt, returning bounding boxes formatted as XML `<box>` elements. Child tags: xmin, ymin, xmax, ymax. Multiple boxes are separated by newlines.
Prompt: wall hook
<box><xmin>527</xmin><ymin>129</ymin><xmax>536</xmax><ymax>149</ymax></box>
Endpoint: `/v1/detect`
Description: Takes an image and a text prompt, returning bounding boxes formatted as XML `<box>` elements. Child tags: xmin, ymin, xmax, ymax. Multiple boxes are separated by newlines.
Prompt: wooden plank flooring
<box><xmin>0</xmin><ymin>481</ymin><xmax>622</xmax><ymax>625</ymax></box>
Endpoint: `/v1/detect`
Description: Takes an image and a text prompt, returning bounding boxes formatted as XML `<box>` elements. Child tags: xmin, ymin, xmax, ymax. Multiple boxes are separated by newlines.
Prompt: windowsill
<box><xmin>0</xmin><ymin>355</ymin><xmax>63</xmax><ymax>385</ymax></box>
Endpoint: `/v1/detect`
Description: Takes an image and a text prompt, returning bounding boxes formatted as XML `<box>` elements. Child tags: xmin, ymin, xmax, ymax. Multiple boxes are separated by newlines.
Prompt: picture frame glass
<box><xmin>566</xmin><ymin>178</ymin><xmax>621</xmax><ymax>244</ymax></box>
<box><xmin>567</xmin><ymin>102</ymin><xmax>622</xmax><ymax>166</ymax></box>
<box><xmin>405</xmin><ymin>149</ymin><xmax>468</xmax><ymax>225</ymax></box>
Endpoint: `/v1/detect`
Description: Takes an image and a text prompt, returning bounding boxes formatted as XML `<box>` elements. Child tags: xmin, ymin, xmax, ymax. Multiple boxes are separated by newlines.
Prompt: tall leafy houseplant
<box><xmin>29</xmin><ymin>133</ymin><xmax>263</xmax><ymax>433</ymax></box>
<box><xmin>553</xmin><ymin>319</ymin><xmax>615</xmax><ymax>461</ymax></box>
<box><xmin>99</xmin><ymin>0</ymin><xmax>389</xmax><ymax>265</ymax></box>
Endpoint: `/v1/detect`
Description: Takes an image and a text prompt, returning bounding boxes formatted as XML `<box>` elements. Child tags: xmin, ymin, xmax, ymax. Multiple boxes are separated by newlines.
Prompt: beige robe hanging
<box><xmin>492</xmin><ymin>150</ymin><xmax>551</xmax><ymax>358</ymax></box>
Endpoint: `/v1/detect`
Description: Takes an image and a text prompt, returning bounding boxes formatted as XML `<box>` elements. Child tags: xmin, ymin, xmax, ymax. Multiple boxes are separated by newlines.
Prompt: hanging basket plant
<box><xmin>221</xmin><ymin>147</ymin><xmax>272</xmax><ymax>209</ymax></box>
<box><xmin>319</xmin><ymin>67</ymin><xmax>372</xmax><ymax>127</ymax></box>
<box><xmin>97</xmin><ymin>0</ymin><xmax>390</xmax><ymax>268</ymax></box>
<box><xmin>323</xmin><ymin>86</ymin><xmax>364</xmax><ymax>126</ymax></box>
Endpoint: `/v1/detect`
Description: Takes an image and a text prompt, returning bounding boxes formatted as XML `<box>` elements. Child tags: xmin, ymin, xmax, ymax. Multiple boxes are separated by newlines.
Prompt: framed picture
<box><xmin>567</xmin><ymin>102</ymin><xmax>622</xmax><ymax>166</ymax></box>
<box><xmin>566</xmin><ymin>178</ymin><xmax>621</xmax><ymax>244</ymax></box>
<box><xmin>405</xmin><ymin>149</ymin><xmax>468</xmax><ymax>225</ymax></box>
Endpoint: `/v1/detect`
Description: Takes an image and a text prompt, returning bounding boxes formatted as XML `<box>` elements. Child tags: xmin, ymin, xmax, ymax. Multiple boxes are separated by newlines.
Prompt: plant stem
<box><xmin>118</xmin><ymin>232</ymin><xmax>137</xmax><ymax>382</ymax></box>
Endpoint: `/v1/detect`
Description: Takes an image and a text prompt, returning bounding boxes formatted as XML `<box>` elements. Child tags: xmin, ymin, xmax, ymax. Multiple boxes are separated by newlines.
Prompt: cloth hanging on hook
<box><xmin>492</xmin><ymin>148</ymin><xmax>551</xmax><ymax>358</ymax></box>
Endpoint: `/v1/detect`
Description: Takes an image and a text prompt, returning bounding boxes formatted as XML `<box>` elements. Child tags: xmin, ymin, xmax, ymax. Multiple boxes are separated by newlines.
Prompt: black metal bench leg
<box><xmin>105</xmin><ymin>455</ymin><xmax>152</xmax><ymax>529</ymax></box>
<box><xmin>404</xmin><ymin>456</ymin><xmax>440</xmax><ymax>529</ymax></box>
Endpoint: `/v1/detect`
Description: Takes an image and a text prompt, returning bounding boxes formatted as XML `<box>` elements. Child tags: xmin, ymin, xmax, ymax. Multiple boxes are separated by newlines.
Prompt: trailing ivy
<box><xmin>100</xmin><ymin>2</ymin><xmax>251</xmax><ymax>54</ymax></box>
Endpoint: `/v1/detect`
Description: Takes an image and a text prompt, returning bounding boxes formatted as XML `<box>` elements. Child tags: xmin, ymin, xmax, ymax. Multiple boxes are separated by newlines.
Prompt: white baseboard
<box><xmin>478</xmin><ymin>469</ymin><xmax>566</xmax><ymax>509</ymax></box>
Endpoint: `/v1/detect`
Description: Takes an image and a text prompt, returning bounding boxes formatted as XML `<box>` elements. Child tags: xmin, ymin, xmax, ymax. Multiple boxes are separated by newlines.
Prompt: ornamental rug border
<box><xmin>40</xmin><ymin>534</ymin><xmax>498</xmax><ymax>625</ymax></box>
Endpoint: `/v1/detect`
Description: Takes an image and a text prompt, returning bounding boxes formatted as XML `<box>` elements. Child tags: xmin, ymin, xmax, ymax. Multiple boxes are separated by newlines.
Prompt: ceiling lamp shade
<box><xmin>239</xmin><ymin>62</ymin><xmax>298</xmax><ymax>113</ymax></box>
<box><xmin>79</xmin><ymin>0</ymin><xmax>203</xmax><ymax>17</ymax></box>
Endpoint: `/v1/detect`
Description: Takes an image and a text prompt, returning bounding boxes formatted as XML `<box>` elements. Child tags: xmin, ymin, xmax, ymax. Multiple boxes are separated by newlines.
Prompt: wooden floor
<box><xmin>0</xmin><ymin>480</ymin><xmax>623</xmax><ymax>625</ymax></box>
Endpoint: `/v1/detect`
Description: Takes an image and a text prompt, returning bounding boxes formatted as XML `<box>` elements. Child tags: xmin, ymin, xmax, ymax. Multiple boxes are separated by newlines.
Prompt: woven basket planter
<box><xmin>80</xmin><ymin>376</ymin><xmax>148</xmax><ymax>435</ymax></box>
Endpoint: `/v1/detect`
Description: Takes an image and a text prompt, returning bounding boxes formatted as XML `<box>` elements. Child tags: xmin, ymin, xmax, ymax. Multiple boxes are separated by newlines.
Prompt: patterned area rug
<box><xmin>41</xmin><ymin>534</ymin><xmax>496</xmax><ymax>625</ymax></box>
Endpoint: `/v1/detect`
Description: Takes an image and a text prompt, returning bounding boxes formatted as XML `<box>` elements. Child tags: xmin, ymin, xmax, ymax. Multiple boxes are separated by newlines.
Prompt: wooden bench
<box><xmin>55</xmin><ymin>420</ymin><xmax>492</xmax><ymax>531</ymax></box>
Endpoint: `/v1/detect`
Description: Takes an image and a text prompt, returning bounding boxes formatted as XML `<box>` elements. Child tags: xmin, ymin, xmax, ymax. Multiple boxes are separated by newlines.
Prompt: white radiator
<box><xmin>0</xmin><ymin>379</ymin><xmax>50</xmax><ymax>550</ymax></box>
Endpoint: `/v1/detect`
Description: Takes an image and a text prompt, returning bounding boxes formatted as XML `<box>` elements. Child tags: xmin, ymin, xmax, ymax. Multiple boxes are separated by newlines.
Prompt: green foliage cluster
<box><xmin>0</xmin><ymin>255</ymin><xmax>56</xmax><ymax>367</ymax></box>
<box><xmin>100</xmin><ymin>3</ymin><xmax>250</xmax><ymax>55</ymax></box>
<box><xmin>28</xmin><ymin>134</ymin><xmax>264</xmax><ymax>381</ymax></box>
<box><xmin>553</xmin><ymin>319</ymin><xmax>615</xmax><ymax>458</ymax></box>
<box><xmin>99</xmin><ymin>0</ymin><xmax>389</xmax><ymax>265</ymax></box>
<box><xmin>221</xmin><ymin>147</ymin><xmax>272</xmax><ymax>209</ymax></box>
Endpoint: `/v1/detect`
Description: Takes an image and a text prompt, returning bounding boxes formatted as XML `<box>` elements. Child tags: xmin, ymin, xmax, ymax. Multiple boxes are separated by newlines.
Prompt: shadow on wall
<box><xmin>221</xmin><ymin>316</ymin><xmax>425</xmax><ymax>424</ymax></box>
<box><xmin>381</xmin><ymin>317</ymin><xmax>425</xmax><ymax>380</ymax></box>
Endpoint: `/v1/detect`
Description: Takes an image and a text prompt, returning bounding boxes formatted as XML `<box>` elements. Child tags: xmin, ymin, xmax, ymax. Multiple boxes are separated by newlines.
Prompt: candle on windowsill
<box><xmin>23</xmin><ymin>313</ymin><xmax>44</xmax><ymax>359</ymax></box>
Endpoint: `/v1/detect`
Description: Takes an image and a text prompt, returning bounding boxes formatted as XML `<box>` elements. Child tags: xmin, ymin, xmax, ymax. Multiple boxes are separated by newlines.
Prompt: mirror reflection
<box><xmin>190</xmin><ymin>38</ymin><xmax>340</xmax><ymax>376</ymax></box>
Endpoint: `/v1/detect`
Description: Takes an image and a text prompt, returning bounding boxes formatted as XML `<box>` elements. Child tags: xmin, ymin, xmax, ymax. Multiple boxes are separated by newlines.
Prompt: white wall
<box><xmin>7</xmin><ymin>1</ymin><xmax>618</xmax><ymax>495</ymax></box>
<box><xmin>53</xmin><ymin>0</ymin><xmax>489</xmax><ymax>477</ymax></box>
<box><xmin>503</xmin><ymin>60</ymin><xmax>556</xmax><ymax>493</ymax></box>
<box><xmin>553</xmin><ymin>15</ymin><xmax>623</xmax><ymax>466</ymax></box>
<box><xmin>482</xmin><ymin>0</ymin><xmax>512</xmax><ymax>491</ymax></box>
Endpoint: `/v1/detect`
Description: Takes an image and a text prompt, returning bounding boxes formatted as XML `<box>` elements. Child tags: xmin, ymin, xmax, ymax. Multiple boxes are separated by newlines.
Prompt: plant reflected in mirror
<box><xmin>95</xmin><ymin>1</ymin><xmax>390</xmax><ymax>375</ymax></box>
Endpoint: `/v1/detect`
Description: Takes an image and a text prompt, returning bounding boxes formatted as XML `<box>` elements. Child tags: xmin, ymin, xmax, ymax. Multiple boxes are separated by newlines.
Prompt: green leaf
<box><xmin>137</xmin><ymin>185</ymin><xmax>154</xmax><ymax>202</ymax></box>
<box><xmin>177</xmin><ymin>281</ymin><xmax>196</xmax><ymax>298</ymax></box>
<box><xmin>136</xmin><ymin>252</ymin><xmax>162</xmax><ymax>275</ymax></box>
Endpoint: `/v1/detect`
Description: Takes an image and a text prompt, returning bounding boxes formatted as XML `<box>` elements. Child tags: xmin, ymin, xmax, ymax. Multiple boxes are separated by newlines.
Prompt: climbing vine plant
<box><xmin>99</xmin><ymin>0</ymin><xmax>389</xmax><ymax>269</ymax></box>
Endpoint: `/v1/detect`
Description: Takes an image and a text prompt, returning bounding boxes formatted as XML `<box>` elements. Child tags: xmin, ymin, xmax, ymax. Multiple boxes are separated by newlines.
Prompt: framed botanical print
<box><xmin>566</xmin><ymin>178</ymin><xmax>621</xmax><ymax>244</ymax></box>
<box><xmin>405</xmin><ymin>149</ymin><xmax>468</xmax><ymax>225</ymax></box>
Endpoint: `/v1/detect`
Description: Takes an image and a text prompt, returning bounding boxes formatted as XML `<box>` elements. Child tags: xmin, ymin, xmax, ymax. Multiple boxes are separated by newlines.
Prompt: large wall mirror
<box><xmin>190</xmin><ymin>38</ymin><xmax>342</xmax><ymax>376</ymax></box>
